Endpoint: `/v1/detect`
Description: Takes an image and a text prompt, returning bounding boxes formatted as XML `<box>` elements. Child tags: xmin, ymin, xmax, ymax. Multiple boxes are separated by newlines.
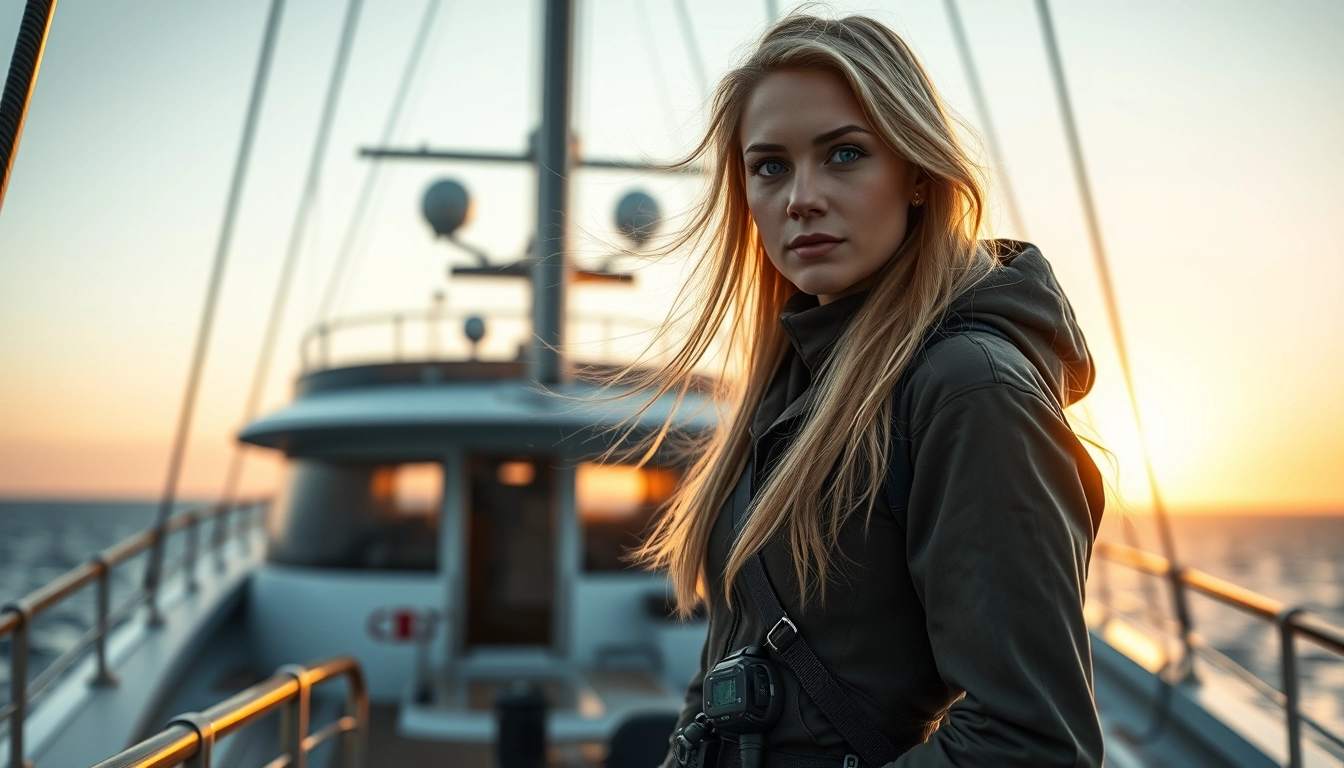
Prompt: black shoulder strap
<box><xmin>882</xmin><ymin>318</ymin><xmax>1016</xmax><ymax>531</ymax></box>
<box><xmin>732</xmin><ymin>464</ymin><xmax>901</xmax><ymax>768</ymax></box>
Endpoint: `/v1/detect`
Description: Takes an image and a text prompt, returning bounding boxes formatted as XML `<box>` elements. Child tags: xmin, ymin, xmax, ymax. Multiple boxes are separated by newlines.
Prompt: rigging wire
<box><xmin>215</xmin><ymin>0</ymin><xmax>365</xmax><ymax>511</ymax></box>
<box><xmin>327</xmin><ymin>0</ymin><xmax>453</xmax><ymax>319</ymax></box>
<box><xmin>634</xmin><ymin>0</ymin><xmax>682</xmax><ymax>142</ymax></box>
<box><xmin>962</xmin><ymin>0</ymin><xmax>1162</xmax><ymax>645</ymax></box>
<box><xmin>0</xmin><ymin>0</ymin><xmax>57</xmax><ymax>215</ymax></box>
<box><xmin>316</xmin><ymin>0</ymin><xmax>445</xmax><ymax>324</ymax></box>
<box><xmin>1033</xmin><ymin>0</ymin><xmax>1196</xmax><ymax>688</ymax></box>
<box><xmin>672</xmin><ymin>0</ymin><xmax>708</xmax><ymax>100</ymax></box>
<box><xmin>143</xmin><ymin>0</ymin><xmax>287</xmax><ymax>609</ymax></box>
<box><xmin>942</xmin><ymin>0</ymin><xmax>1028</xmax><ymax>238</ymax></box>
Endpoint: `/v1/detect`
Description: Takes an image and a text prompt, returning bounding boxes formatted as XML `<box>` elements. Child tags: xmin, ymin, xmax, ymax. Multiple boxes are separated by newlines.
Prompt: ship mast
<box><xmin>532</xmin><ymin>0</ymin><xmax>575</xmax><ymax>385</ymax></box>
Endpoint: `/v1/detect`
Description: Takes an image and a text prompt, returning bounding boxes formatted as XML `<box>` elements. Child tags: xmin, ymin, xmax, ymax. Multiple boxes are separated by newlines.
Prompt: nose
<box><xmin>786</xmin><ymin>167</ymin><xmax>827</xmax><ymax>220</ymax></box>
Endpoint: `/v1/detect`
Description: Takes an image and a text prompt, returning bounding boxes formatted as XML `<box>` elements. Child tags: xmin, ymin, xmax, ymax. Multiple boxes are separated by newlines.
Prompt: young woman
<box><xmin>628</xmin><ymin>13</ymin><xmax>1106</xmax><ymax>768</ymax></box>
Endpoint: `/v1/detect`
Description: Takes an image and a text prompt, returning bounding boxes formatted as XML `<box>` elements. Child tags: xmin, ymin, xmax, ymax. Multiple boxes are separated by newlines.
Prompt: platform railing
<box><xmin>299</xmin><ymin>306</ymin><xmax>666</xmax><ymax>374</ymax></box>
<box><xmin>90</xmin><ymin>655</ymin><xmax>367</xmax><ymax>768</ymax></box>
<box><xmin>0</xmin><ymin>500</ymin><xmax>270</xmax><ymax>768</ymax></box>
<box><xmin>1094</xmin><ymin>540</ymin><xmax>1344</xmax><ymax>768</ymax></box>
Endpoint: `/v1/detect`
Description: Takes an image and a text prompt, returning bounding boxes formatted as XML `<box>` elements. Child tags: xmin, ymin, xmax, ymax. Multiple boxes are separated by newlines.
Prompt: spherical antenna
<box><xmin>464</xmin><ymin>315</ymin><xmax>486</xmax><ymax>360</ymax></box>
<box><xmin>464</xmin><ymin>316</ymin><xmax>486</xmax><ymax>344</ymax></box>
<box><xmin>614</xmin><ymin>190</ymin><xmax>661</xmax><ymax>248</ymax></box>
<box><xmin>423</xmin><ymin>179</ymin><xmax>472</xmax><ymax>238</ymax></box>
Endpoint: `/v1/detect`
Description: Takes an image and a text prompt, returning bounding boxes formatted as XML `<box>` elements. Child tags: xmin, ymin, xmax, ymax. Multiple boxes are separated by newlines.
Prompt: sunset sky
<box><xmin>0</xmin><ymin>0</ymin><xmax>1340</xmax><ymax>514</ymax></box>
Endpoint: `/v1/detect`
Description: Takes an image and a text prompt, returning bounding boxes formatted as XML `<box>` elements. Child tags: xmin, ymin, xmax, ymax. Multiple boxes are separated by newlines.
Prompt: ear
<box><xmin>911</xmin><ymin>171</ymin><xmax>931</xmax><ymax>203</ymax></box>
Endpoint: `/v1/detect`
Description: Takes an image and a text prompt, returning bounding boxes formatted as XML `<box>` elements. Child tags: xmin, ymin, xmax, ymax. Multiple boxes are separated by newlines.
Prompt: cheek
<box><xmin>843</xmin><ymin>169</ymin><xmax>910</xmax><ymax>257</ymax></box>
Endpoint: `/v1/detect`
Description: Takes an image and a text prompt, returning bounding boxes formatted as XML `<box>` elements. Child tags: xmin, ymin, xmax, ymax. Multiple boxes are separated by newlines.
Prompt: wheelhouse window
<box><xmin>267</xmin><ymin>460</ymin><xmax>442</xmax><ymax>571</ymax></box>
<box><xmin>576</xmin><ymin>463</ymin><xmax>679</xmax><ymax>572</ymax></box>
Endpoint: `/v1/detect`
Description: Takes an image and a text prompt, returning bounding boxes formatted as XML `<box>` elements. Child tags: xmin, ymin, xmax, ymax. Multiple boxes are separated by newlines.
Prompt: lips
<box><xmin>788</xmin><ymin>233</ymin><xmax>845</xmax><ymax>259</ymax></box>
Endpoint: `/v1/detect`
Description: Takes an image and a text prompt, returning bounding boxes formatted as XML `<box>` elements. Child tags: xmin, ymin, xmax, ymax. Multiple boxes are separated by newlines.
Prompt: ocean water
<box><xmin>0</xmin><ymin>501</ymin><xmax>1341</xmax><ymax>746</ymax></box>
<box><xmin>0</xmin><ymin>500</ymin><xmax>193</xmax><ymax>696</ymax></box>
<box><xmin>1093</xmin><ymin>513</ymin><xmax>1344</xmax><ymax>747</ymax></box>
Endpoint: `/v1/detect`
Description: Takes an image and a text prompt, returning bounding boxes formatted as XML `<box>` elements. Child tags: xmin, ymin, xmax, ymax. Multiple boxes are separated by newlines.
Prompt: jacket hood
<box><xmin>950</xmin><ymin>241</ymin><xmax>1095</xmax><ymax>407</ymax></box>
<box><xmin>774</xmin><ymin>241</ymin><xmax>1095</xmax><ymax>410</ymax></box>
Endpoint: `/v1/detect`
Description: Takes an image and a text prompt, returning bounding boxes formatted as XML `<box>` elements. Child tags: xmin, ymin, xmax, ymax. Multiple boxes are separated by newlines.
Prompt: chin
<box><xmin>787</xmin><ymin>264</ymin><xmax>871</xmax><ymax>299</ymax></box>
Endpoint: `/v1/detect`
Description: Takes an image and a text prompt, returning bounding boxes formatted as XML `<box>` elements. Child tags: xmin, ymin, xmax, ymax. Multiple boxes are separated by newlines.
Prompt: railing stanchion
<box><xmin>213</xmin><ymin>503</ymin><xmax>228</xmax><ymax>573</ymax></box>
<box><xmin>168</xmin><ymin>712</ymin><xmax>215</xmax><ymax>768</ymax></box>
<box><xmin>146</xmin><ymin>523</ymin><xmax>166</xmax><ymax>627</ymax></box>
<box><xmin>184</xmin><ymin>510</ymin><xmax>200</xmax><ymax>593</ymax></box>
<box><xmin>1164</xmin><ymin>565</ymin><xmax>1197</xmax><ymax>682</ymax></box>
<box><xmin>319</xmin><ymin>323</ymin><xmax>330</xmax><ymax>369</ymax></box>
<box><xmin>91</xmin><ymin>555</ymin><xmax>118</xmax><ymax>687</ymax></box>
<box><xmin>2</xmin><ymin>602</ymin><xmax>32</xmax><ymax>768</ymax></box>
<box><xmin>1277</xmin><ymin>607</ymin><xmax>1304</xmax><ymax>768</ymax></box>
<box><xmin>238</xmin><ymin>502</ymin><xmax>252</xmax><ymax>557</ymax></box>
<box><xmin>345</xmin><ymin>664</ymin><xmax>369</xmax><ymax>768</ymax></box>
<box><xmin>278</xmin><ymin>664</ymin><xmax>312</xmax><ymax>768</ymax></box>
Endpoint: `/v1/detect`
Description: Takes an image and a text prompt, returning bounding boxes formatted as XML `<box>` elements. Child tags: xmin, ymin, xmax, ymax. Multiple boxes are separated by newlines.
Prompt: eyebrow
<box><xmin>742</xmin><ymin>125</ymin><xmax>871</xmax><ymax>155</ymax></box>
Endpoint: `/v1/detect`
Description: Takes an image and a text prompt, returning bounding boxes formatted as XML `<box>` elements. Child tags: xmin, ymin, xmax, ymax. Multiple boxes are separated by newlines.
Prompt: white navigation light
<box><xmin>615</xmin><ymin>190</ymin><xmax>660</xmax><ymax>248</ymax></box>
<box><xmin>423</xmin><ymin>179</ymin><xmax>472</xmax><ymax>238</ymax></box>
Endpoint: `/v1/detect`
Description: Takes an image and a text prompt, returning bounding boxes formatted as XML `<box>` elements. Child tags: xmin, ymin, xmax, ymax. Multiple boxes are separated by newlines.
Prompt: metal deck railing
<box><xmin>0</xmin><ymin>500</ymin><xmax>269</xmax><ymax>768</ymax></box>
<box><xmin>299</xmin><ymin>307</ymin><xmax>665</xmax><ymax>374</ymax></box>
<box><xmin>90</xmin><ymin>655</ymin><xmax>367</xmax><ymax>768</ymax></box>
<box><xmin>1094</xmin><ymin>540</ymin><xmax>1344</xmax><ymax>767</ymax></box>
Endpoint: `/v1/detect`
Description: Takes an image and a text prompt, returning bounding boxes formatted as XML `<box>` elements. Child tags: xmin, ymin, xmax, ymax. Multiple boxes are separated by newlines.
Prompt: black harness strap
<box><xmin>732</xmin><ymin>466</ymin><xmax>900</xmax><ymax>768</ymax></box>
<box><xmin>729</xmin><ymin>316</ymin><xmax>1018</xmax><ymax>767</ymax></box>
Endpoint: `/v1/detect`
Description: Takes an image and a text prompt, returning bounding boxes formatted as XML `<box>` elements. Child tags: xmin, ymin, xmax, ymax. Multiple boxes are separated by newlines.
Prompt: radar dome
<box><xmin>614</xmin><ymin>190</ymin><xmax>660</xmax><ymax>248</ymax></box>
<box><xmin>423</xmin><ymin>179</ymin><xmax>472</xmax><ymax>238</ymax></box>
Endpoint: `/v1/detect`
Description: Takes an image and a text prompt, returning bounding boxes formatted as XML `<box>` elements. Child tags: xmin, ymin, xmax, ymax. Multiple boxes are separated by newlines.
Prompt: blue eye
<box><xmin>754</xmin><ymin>159</ymin><xmax>787</xmax><ymax>177</ymax></box>
<box><xmin>830</xmin><ymin>146</ymin><xmax>864</xmax><ymax>164</ymax></box>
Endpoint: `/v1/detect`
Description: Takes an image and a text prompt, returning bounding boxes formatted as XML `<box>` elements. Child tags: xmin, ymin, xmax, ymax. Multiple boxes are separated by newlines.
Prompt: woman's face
<box><xmin>739</xmin><ymin>69</ymin><xmax>926</xmax><ymax>304</ymax></box>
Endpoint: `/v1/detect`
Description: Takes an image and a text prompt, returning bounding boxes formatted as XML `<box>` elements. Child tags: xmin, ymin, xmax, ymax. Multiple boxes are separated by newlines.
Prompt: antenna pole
<box><xmin>532</xmin><ymin>0</ymin><xmax>574</xmax><ymax>385</ymax></box>
<box><xmin>0</xmin><ymin>0</ymin><xmax>58</xmax><ymax>215</ymax></box>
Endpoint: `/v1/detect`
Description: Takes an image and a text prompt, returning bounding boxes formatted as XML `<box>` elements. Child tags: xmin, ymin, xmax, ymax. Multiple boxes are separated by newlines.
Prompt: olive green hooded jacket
<box><xmin>664</xmin><ymin>243</ymin><xmax>1106</xmax><ymax>768</ymax></box>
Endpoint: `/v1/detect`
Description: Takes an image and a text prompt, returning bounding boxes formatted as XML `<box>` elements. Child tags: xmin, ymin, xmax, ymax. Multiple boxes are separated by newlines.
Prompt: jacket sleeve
<box><xmin>890</xmin><ymin>381</ymin><xmax>1104</xmax><ymax>768</ymax></box>
<box><xmin>661</xmin><ymin>629</ymin><xmax>710</xmax><ymax>768</ymax></box>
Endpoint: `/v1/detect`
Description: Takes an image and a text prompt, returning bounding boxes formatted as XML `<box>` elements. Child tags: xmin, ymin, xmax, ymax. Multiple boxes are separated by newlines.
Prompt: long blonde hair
<box><xmin>624</xmin><ymin>13</ymin><xmax>995</xmax><ymax>614</ymax></box>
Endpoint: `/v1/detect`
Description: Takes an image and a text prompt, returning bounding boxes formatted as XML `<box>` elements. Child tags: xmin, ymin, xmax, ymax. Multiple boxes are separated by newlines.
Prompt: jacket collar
<box><xmin>750</xmin><ymin>290</ymin><xmax>869</xmax><ymax>442</ymax></box>
<box><xmin>778</xmin><ymin>290</ymin><xmax>869</xmax><ymax>375</ymax></box>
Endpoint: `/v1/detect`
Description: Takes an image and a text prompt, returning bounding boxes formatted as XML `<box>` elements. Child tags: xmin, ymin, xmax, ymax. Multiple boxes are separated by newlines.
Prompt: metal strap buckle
<box><xmin>766</xmin><ymin>616</ymin><xmax>798</xmax><ymax>652</ymax></box>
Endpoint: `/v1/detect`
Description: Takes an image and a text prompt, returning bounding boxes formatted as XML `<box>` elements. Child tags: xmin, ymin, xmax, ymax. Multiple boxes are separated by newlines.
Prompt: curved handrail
<box><xmin>298</xmin><ymin>305</ymin><xmax>664</xmax><ymax>373</ymax></box>
<box><xmin>1</xmin><ymin>500</ymin><xmax>270</xmax><ymax>768</ymax></box>
<box><xmin>1095</xmin><ymin>540</ymin><xmax>1344</xmax><ymax>652</ymax></box>
<box><xmin>1094</xmin><ymin>539</ymin><xmax>1344</xmax><ymax>767</ymax></box>
<box><xmin>89</xmin><ymin>656</ymin><xmax>368</xmax><ymax>768</ymax></box>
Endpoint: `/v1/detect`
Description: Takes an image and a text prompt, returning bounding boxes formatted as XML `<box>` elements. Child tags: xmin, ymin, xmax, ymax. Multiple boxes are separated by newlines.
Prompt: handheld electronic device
<box><xmin>702</xmin><ymin>645</ymin><xmax>782</xmax><ymax>768</ymax></box>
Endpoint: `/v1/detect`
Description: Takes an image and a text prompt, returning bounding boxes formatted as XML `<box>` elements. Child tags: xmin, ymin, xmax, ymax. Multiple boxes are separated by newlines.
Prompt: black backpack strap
<box><xmin>731</xmin><ymin>465</ymin><xmax>902</xmax><ymax>768</ymax></box>
<box><xmin>882</xmin><ymin>318</ymin><xmax>1016</xmax><ymax>531</ymax></box>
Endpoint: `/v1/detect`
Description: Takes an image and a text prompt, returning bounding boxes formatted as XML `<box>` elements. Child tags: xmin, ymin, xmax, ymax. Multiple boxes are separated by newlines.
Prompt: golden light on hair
<box><xmin>612</xmin><ymin>12</ymin><xmax>997</xmax><ymax>615</ymax></box>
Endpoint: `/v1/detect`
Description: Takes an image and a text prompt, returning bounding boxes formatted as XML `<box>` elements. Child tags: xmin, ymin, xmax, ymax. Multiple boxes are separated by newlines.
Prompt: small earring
<box><xmin>911</xmin><ymin>192</ymin><xmax>924</xmax><ymax>207</ymax></box>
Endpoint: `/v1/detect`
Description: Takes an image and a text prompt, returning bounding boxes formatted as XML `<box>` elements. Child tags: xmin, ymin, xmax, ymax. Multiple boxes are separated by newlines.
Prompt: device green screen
<box><xmin>710</xmin><ymin>678</ymin><xmax>737</xmax><ymax>707</ymax></box>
